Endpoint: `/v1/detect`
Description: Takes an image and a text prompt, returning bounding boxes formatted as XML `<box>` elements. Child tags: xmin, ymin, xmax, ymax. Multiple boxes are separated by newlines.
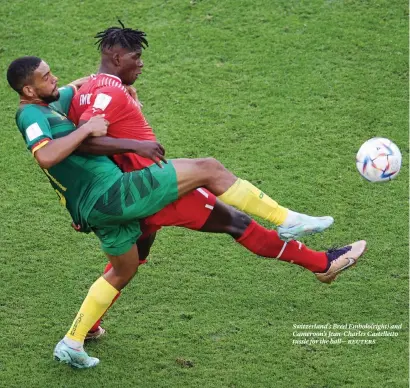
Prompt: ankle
<box><xmin>63</xmin><ymin>336</ymin><xmax>83</xmax><ymax>349</ymax></box>
<box><xmin>280</xmin><ymin>210</ymin><xmax>298</xmax><ymax>227</ymax></box>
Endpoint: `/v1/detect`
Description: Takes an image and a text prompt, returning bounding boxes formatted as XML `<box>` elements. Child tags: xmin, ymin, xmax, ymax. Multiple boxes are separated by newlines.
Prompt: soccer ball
<box><xmin>356</xmin><ymin>137</ymin><xmax>402</xmax><ymax>182</ymax></box>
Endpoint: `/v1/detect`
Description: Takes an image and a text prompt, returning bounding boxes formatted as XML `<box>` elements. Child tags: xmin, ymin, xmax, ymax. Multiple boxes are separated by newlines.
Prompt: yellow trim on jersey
<box><xmin>31</xmin><ymin>139</ymin><xmax>50</xmax><ymax>154</ymax></box>
<box><xmin>43</xmin><ymin>168</ymin><xmax>67</xmax><ymax>192</ymax></box>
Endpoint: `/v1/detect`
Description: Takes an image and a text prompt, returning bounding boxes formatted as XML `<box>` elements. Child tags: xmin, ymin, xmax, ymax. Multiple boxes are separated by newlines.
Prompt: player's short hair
<box><xmin>7</xmin><ymin>56</ymin><xmax>42</xmax><ymax>94</ymax></box>
<box><xmin>95</xmin><ymin>20</ymin><xmax>148</xmax><ymax>52</ymax></box>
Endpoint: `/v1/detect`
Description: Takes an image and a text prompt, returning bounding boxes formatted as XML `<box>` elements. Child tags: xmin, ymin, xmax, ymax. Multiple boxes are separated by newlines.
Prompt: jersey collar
<box><xmin>99</xmin><ymin>73</ymin><xmax>122</xmax><ymax>83</ymax></box>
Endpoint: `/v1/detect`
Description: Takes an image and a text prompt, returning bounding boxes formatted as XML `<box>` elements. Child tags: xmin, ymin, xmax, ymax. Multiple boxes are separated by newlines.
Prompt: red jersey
<box><xmin>69</xmin><ymin>73</ymin><xmax>156</xmax><ymax>171</ymax></box>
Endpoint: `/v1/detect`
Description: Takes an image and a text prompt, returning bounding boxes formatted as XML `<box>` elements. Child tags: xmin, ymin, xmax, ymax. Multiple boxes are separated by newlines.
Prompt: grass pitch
<box><xmin>0</xmin><ymin>1</ymin><xmax>408</xmax><ymax>387</ymax></box>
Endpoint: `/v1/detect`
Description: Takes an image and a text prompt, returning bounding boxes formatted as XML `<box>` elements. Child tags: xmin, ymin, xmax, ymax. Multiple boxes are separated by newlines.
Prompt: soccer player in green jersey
<box><xmin>8</xmin><ymin>56</ymin><xmax>365</xmax><ymax>369</ymax></box>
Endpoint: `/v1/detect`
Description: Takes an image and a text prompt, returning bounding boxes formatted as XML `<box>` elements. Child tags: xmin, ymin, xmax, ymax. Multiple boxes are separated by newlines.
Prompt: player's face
<box><xmin>118</xmin><ymin>48</ymin><xmax>144</xmax><ymax>85</ymax></box>
<box><xmin>28</xmin><ymin>61</ymin><xmax>60</xmax><ymax>103</ymax></box>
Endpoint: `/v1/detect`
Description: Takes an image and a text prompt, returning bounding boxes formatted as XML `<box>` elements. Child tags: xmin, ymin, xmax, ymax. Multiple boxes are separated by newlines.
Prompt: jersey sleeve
<box><xmin>79</xmin><ymin>86</ymin><xmax>128</xmax><ymax>126</ymax></box>
<box><xmin>16</xmin><ymin>106</ymin><xmax>53</xmax><ymax>154</ymax></box>
<box><xmin>57</xmin><ymin>85</ymin><xmax>76</xmax><ymax>115</ymax></box>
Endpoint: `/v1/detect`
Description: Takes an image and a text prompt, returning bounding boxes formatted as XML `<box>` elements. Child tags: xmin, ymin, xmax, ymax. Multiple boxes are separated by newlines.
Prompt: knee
<box><xmin>207</xmin><ymin>157</ymin><xmax>225</xmax><ymax>171</ymax></box>
<box><xmin>228</xmin><ymin>211</ymin><xmax>252</xmax><ymax>238</ymax></box>
<box><xmin>196</xmin><ymin>157</ymin><xmax>225</xmax><ymax>177</ymax></box>
<box><xmin>114</xmin><ymin>261</ymin><xmax>139</xmax><ymax>280</ymax></box>
<box><xmin>112</xmin><ymin>255</ymin><xmax>139</xmax><ymax>280</ymax></box>
<box><xmin>137</xmin><ymin>233</ymin><xmax>156</xmax><ymax>260</ymax></box>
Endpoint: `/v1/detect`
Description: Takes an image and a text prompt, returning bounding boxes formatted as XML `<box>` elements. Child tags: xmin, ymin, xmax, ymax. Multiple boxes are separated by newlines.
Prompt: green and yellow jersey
<box><xmin>15</xmin><ymin>85</ymin><xmax>123</xmax><ymax>231</ymax></box>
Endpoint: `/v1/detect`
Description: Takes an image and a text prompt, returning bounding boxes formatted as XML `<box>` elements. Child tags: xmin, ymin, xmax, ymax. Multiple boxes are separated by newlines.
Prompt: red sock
<box><xmin>236</xmin><ymin>220</ymin><xmax>328</xmax><ymax>272</ymax></box>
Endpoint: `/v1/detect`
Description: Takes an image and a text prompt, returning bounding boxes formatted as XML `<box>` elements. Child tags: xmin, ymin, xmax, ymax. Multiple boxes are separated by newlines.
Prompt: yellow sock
<box><xmin>218</xmin><ymin>178</ymin><xmax>288</xmax><ymax>225</ymax></box>
<box><xmin>65</xmin><ymin>277</ymin><xmax>118</xmax><ymax>344</ymax></box>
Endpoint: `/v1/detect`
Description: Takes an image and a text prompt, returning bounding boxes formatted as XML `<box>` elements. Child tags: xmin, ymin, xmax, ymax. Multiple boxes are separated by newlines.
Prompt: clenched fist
<box><xmin>87</xmin><ymin>114</ymin><xmax>109</xmax><ymax>137</ymax></box>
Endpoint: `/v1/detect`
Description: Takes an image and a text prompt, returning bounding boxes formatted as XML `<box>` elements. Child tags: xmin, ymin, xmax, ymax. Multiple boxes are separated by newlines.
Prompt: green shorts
<box><xmin>87</xmin><ymin>162</ymin><xmax>178</xmax><ymax>256</ymax></box>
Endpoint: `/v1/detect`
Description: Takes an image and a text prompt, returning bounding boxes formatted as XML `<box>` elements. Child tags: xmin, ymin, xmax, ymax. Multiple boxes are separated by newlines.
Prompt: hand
<box><xmin>133</xmin><ymin>141</ymin><xmax>167</xmax><ymax>168</ymax></box>
<box><xmin>69</xmin><ymin>75</ymin><xmax>91</xmax><ymax>90</ymax></box>
<box><xmin>71</xmin><ymin>221</ymin><xmax>82</xmax><ymax>232</ymax></box>
<box><xmin>125</xmin><ymin>85</ymin><xmax>137</xmax><ymax>100</ymax></box>
<box><xmin>87</xmin><ymin>115</ymin><xmax>109</xmax><ymax>137</ymax></box>
<box><xmin>125</xmin><ymin>85</ymin><xmax>143</xmax><ymax>108</ymax></box>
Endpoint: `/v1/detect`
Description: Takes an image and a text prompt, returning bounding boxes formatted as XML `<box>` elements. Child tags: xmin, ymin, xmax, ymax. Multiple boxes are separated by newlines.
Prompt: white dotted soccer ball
<box><xmin>356</xmin><ymin>138</ymin><xmax>402</xmax><ymax>182</ymax></box>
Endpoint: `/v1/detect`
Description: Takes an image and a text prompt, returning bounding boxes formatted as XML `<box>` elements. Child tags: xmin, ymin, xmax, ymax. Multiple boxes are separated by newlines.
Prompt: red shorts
<box><xmin>139</xmin><ymin>188</ymin><xmax>216</xmax><ymax>240</ymax></box>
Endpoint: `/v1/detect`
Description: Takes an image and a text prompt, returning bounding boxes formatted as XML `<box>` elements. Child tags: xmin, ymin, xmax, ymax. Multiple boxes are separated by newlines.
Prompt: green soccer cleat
<box><xmin>53</xmin><ymin>340</ymin><xmax>100</xmax><ymax>369</ymax></box>
<box><xmin>277</xmin><ymin>215</ymin><xmax>334</xmax><ymax>242</ymax></box>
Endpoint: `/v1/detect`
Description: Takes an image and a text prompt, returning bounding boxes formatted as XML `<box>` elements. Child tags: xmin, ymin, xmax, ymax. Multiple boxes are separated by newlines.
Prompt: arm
<box><xmin>68</xmin><ymin>75</ymin><xmax>91</xmax><ymax>91</ymax></box>
<box><xmin>74</xmin><ymin>88</ymin><xmax>166</xmax><ymax>166</ymax></box>
<box><xmin>78</xmin><ymin>134</ymin><xmax>167</xmax><ymax>167</ymax></box>
<box><xmin>57</xmin><ymin>76</ymin><xmax>91</xmax><ymax>115</ymax></box>
<box><xmin>78</xmin><ymin>136</ymin><xmax>144</xmax><ymax>155</ymax></box>
<box><xmin>35</xmin><ymin>116</ymin><xmax>108</xmax><ymax>169</ymax></box>
<box><xmin>124</xmin><ymin>85</ymin><xmax>143</xmax><ymax>108</ymax></box>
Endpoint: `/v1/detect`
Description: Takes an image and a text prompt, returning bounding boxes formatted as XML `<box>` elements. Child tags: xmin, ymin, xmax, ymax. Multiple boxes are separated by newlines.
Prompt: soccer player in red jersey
<box><xmin>68</xmin><ymin>23</ymin><xmax>366</xmax><ymax>338</ymax></box>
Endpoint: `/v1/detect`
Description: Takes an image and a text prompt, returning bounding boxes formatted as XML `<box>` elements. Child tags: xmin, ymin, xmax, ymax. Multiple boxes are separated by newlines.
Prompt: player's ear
<box><xmin>22</xmin><ymin>84</ymin><xmax>35</xmax><ymax>98</ymax></box>
<box><xmin>113</xmin><ymin>52</ymin><xmax>121</xmax><ymax>67</ymax></box>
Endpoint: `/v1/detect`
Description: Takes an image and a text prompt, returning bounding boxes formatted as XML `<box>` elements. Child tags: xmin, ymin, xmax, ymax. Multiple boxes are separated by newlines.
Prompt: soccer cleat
<box><xmin>277</xmin><ymin>215</ymin><xmax>334</xmax><ymax>241</ymax></box>
<box><xmin>53</xmin><ymin>340</ymin><xmax>100</xmax><ymax>369</ymax></box>
<box><xmin>315</xmin><ymin>240</ymin><xmax>367</xmax><ymax>284</ymax></box>
<box><xmin>85</xmin><ymin>326</ymin><xmax>106</xmax><ymax>341</ymax></box>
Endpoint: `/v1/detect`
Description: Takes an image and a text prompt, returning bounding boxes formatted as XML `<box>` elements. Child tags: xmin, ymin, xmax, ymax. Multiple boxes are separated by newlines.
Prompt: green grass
<box><xmin>0</xmin><ymin>0</ymin><xmax>408</xmax><ymax>387</ymax></box>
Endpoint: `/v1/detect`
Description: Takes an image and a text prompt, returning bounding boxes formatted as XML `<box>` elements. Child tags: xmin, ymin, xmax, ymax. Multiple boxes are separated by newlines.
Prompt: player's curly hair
<box><xmin>95</xmin><ymin>20</ymin><xmax>148</xmax><ymax>51</ymax></box>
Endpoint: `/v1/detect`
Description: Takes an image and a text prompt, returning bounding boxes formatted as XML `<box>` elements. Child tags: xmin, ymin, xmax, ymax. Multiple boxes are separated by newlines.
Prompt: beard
<box><xmin>39</xmin><ymin>90</ymin><xmax>60</xmax><ymax>104</ymax></box>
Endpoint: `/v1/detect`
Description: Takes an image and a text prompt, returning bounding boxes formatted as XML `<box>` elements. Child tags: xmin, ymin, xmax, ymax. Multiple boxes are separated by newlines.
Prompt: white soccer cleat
<box><xmin>53</xmin><ymin>340</ymin><xmax>100</xmax><ymax>369</ymax></box>
<box><xmin>315</xmin><ymin>240</ymin><xmax>367</xmax><ymax>284</ymax></box>
<box><xmin>277</xmin><ymin>215</ymin><xmax>334</xmax><ymax>241</ymax></box>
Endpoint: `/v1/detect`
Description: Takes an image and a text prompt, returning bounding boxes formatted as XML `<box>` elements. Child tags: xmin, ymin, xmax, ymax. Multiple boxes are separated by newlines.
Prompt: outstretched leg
<box><xmin>201</xmin><ymin>200</ymin><xmax>366</xmax><ymax>280</ymax></box>
<box><xmin>200</xmin><ymin>200</ymin><xmax>327</xmax><ymax>272</ymax></box>
<box><xmin>172</xmin><ymin>158</ymin><xmax>333</xmax><ymax>241</ymax></box>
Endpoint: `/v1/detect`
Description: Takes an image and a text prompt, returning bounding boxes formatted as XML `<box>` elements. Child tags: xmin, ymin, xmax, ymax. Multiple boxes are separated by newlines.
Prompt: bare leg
<box><xmin>104</xmin><ymin>244</ymin><xmax>140</xmax><ymax>290</ymax></box>
<box><xmin>171</xmin><ymin>158</ymin><xmax>334</xmax><ymax>240</ymax></box>
<box><xmin>172</xmin><ymin>158</ymin><xmax>236</xmax><ymax>197</ymax></box>
<box><xmin>136</xmin><ymin>232</ymin><xmax>157</xmax><ymax>261</ymax></box>
<box><xmin>88</xmin><ymin>236</ymin><xmax>155</xmax><ymax>335</ymax></box>
<box><xmin>200</xmin><ymin>199</ymin><xmax>251</xmax><ymax>238</ymax></box>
